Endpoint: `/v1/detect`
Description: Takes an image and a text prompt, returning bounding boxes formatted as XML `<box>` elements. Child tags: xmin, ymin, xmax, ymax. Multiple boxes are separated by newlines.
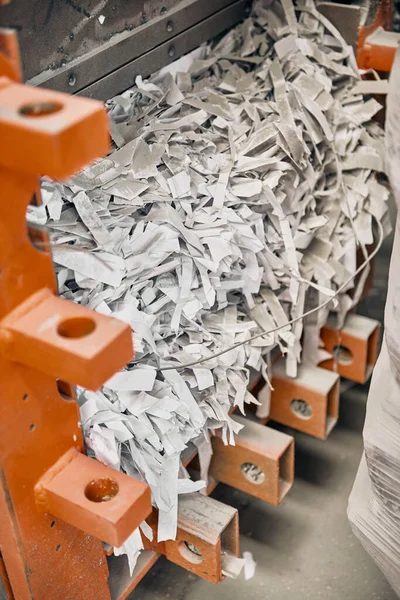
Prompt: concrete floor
<box><xmin>132</xmin><ymin>222</ymin><xmax>397</xmax><ymax>599</ymax></box>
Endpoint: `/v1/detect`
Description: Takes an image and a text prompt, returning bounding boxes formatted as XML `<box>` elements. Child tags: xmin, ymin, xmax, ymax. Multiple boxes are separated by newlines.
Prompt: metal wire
<box><xmin>151</xmin><ymin>217</ymin><xmax>384</xmax><ymax>372</ymax></box>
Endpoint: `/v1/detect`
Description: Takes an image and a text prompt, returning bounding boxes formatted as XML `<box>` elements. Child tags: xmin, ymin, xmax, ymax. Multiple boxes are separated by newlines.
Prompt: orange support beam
<box><xmin>0</xmin><ymin>23</ymin><xmax>151</xmax><ymax>600</ymax></box>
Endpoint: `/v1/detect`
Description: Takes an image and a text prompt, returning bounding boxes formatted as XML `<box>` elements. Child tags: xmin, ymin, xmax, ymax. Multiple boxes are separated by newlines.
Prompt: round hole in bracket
<box><xmin>160</xmin><ymin>6</ymin><xmax>167</xmax><ymax>14</ymax></box>
<box><xmin>178</xmin><ymin>541</ymin><xmax>203</xmax><ymax>564</ymax></box>
<box><xmin>85</xmin><ymin>478</ymin><xmax>119</xmax><ymax>503</ymax></box>
<box><xmin>19</xmin><ymin>102</ymin><xmax>63</xmax><ymax>118</ymax></box>
<box><xmin>57</xmin><ymin>317</ymin><xmax>96</xmax><ymax>339</ymax></box>
<box><xmin>68</xmin><ymin>73</ymin><xmax>77</xmax><ymax>87</ymax></box>
<box><xmin>168</xmin><ymin>44</ymin><xmax>176</xmax><ymax>58</ymax></box>
<box><xmin>55</xmin><ymin>545</ymin><xmax>61</xmax><ymax>552</ymax></box>
<box><xmin>50</xmin><ymin>521</ymin><xmax>56</xmax><ymax>528</ymax></box>
<box><xmin>290</xmin><ymin>399</ymin><xmax>313</xmax><ymax>420</ymax></box>
<box><xmin>166</xmin><ymin>20</ymin><xmax>173</xmax><ymax>32</ymax></box>
<box><xmin>333</xmin><ymin>345</ymin><xmax>354</xmax><ymax>365</ymax></box>
<box><xmin>241</xmin><ymin>462</ymin><xmax>265</xmax><ymax>485</ymax></box>
<box><xmin>23</xmin><ymin>394</ymin><xmax>28</xmax><ymax>401</ymax></box>
<box><xmin>56</xmin><ymin>379</ymin><xmax>74</xmax><ymax>402</ymax></box>
<box><xmin>29</xmin><ymin>424</ymin><xmax>35</xmax><ymax>431</ymax></box>
<box><xmin>27</xmin><ymin>194</ymin><xmax>50</xmax><ymax>255</ymax></box>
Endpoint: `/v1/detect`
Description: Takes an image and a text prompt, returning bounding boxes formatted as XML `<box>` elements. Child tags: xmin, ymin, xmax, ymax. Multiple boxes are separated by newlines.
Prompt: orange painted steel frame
<box><xmin>357</xmin><ymin>0</ymin><xmax>394</xmax><ymax>72</ymax></box>
<box><xmin>0</xmin><ymin>25</ymin><xmax>152</xmax><ymax>600</ymax></box>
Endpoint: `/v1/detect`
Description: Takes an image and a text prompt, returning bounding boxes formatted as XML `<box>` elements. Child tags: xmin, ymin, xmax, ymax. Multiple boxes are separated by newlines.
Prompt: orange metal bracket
<box><xmin>0</xmin><ymin>21</ymin><xmax>151</xmax><ymax>600</ymax></box>
<box><xmin>319</xmin><ymin>314</ymin><xmax>380</xmax><ymax>384</ymax></box>
<box><xmin>270</xmin><ymin>360</ymin><xmax>340</xmax><ymax>440</ymax></box>
<box><xmin>209</xmin><ymin>415</ymin><xmax>294</xmax><ymax>505</ymax></box>
<box><xmin>0</xmin><ymin>288</ymin><xmax>132</xmax><ymax>390</ymax></box>
<box><xmin>35</xmin><ymin>448</ymin><xmax>151</xmax><ymax>547</ymax></box>
<box><xmin>357</xmin><ymin>0</ymin><xmax>397</xmax><ymax>72</ymax></box>
<box><xmin>140</xmin><ymin>493</ymin><xmax>239</xmax><ymax>584</ymax></box>
<box><xmin>0</xmin><ymin>28</ymin><xmax>21</xmax><ymax>81</ymax></box>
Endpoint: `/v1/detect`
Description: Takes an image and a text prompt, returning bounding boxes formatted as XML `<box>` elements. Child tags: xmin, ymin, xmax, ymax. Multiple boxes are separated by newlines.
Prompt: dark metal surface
<box><xmin>1</xmin><ymin>0</ymin><xmax>182</xmax><ymax>81</ymax></box>
<box><xmin>29</xmin><ymin>0</ymin><xmax>247</xmax><ymax>95</ymax></box>
<box><xmin>317</xmin><ymin>2</ymin><xmax>361</xmax><ymax>50</ymax></box>
<box><xmin>78</xmin><ymin>0</ymin><xmax>250</xmax><ymax>100</ymax></box>
<box><xmin>1</xmin><ymin>0</ymin><xmax>249</xmax><ymax>100</ymax></box>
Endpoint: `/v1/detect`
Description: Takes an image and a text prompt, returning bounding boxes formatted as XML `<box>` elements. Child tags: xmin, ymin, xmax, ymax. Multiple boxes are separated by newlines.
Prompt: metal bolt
<box><xmin>241</xmin><ymin>462</ymin><xmax>265</xmax><ymax>484</ymax></box>
<box><xmin>290</xmin><ymin>398</ymin><xmax>312</xmax><ymax>420</ymax></box>
<box><xmin>168</xmin><ymin>44</ymin><xmax>176</xmax><ymax>58</ymax></box>
<box><xmin>166</xmin><ymin>20</ymin><xmax>173</xmax><ymax>33</ymax></box>
<box><xmin>68</xmin><ymin>73</ymin><xmax>77</xmax><ymax>87</ymax></box>
<box><xmin>185</xmin><ymin>542</ymin><xmax>202</xmax><ymax>557</ymax></box>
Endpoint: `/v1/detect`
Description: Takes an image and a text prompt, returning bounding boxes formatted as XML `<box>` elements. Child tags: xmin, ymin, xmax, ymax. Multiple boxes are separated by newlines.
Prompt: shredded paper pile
<box><xmin>37</xmin><ymin>0</ymin><xmax>390</xmax><ymax>573</ymax></box>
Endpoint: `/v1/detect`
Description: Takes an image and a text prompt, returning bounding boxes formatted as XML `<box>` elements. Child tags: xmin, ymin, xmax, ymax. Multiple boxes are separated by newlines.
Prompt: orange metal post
<box><xmin>319</xmin><ymin>314</ymin><xmax>381</xmax><ymax>384</ymax></box>
<box><xmin>0</xmin><ymin>27</ymin><xmax>151</xmax><ymax>600</ymax></box>
<box><xmin>357</xmin><ymin>0</ymin><xmax>396</xmax><ymax>72</ymax></box>
<box><xmin>35</xmin><ymin>449</ymin><xmax>151</xmax><ymax>548</ymax></box>
<box><xmin>139</xmin><ymin>494</ymin><xmax>239</xmax><ymax>584</ymax></box>
<box><xmin>209</xmin><ymin>415</ymin><xmax>294</xmax><ymax>505</ymax></box>
<box><xmin>270</xmin><ymin>360</ymin><xmax>340</xmax><ymax>440</ymax></box>
<box><xmin>167</xmin><ymin>493</ymin><xmax>239</xmax><ymax>583</ymax></box>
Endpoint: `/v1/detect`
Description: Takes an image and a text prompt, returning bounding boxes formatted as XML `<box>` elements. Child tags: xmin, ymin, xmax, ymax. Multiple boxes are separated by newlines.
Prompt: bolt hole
<box><xmin>57</xmin><ymin>317</ymin><xmax>96</xmax><ymax>339</ymax></box>
<box><xmin>19</xmin><ymin>102</ymin><xmax>63</xmax><ymax>118</ymax></box>
<box><xmin>166</xmin><ymin>20</ymin><xmax>173</xmax><ymax>32</ymax></box>
<box><xmin>68</xmin><ymin>73</ymin><xmax>77</xmax><ymax>87</ymax></box>
<box><xmin>23</xmin><ymin>394</ymin><xmax>28</xmax><ymax>401</ymax></box>
<box><xmin>160</xmin><ymin>6</ymin><xmax>167</xmax><ymax>14</ymax></box>
<box><xmin>333</xmin><ymin>345</ymin><xmax>354</xmax><ymax>365</ymax></box>
<box><xmin>290</xmin><ymin>399</ymin><xmax>313</xmax><ymax>420</ymax></box>
<box><xmin>55</xmin><ymin>545</ymin><xmax>61</xmax><ymax>552</ymax></box>
<box><xmin>50</xmin><ymin>521</ymin><xmax>56</xmax><ymax>528</ymax></box>
<box><xmin>241</xmin><ymin>462</ymin><xmax>265</xmax><ymax>485</ymax></box>
<box><xmin>57</xmin><ymin>379</ymin><xmax>75</xmax><ymax>402</ymax></box>
<box><xmin>168</xmin><ymin>44</ymin><xmax>176</xmax><ymax>58</ymax></box>
<box><xmin>85</xmin><ymin>478</ymin><xmax>119</xmax><ymax>503</ymax></box>
<box><xmin>178</xmin><ymin>541</ymin><xmax>203</xmax><ymax>564</ymax></box>
<box><xmin>29</xmin><ymin>424</ymin><xmax>35</xmax><ymax>431</ymax></box>
<box><xmin>27</xmin><ymin>192</ymin><xmax>50</xmax><ymax>254</ymax></box>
